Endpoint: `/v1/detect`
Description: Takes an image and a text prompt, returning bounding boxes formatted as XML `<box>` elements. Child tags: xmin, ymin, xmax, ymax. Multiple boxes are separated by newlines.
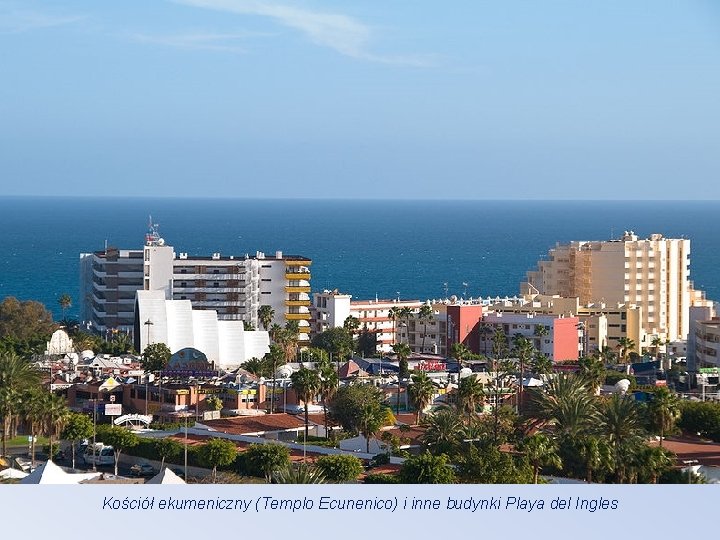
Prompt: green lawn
<box><xmin>5</xmin><ymin>435</ymin><xmax>49</xmax><ymax>448</ymax></box>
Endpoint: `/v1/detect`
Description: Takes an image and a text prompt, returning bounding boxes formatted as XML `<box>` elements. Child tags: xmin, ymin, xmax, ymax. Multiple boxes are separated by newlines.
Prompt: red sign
<box><xmin>416</xmin><ymin>361</ymin><xmax>446</xmax><ymax>372</ymax></box>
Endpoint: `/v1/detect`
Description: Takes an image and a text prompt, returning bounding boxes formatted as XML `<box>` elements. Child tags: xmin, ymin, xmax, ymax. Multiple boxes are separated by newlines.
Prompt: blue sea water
<box><xmin>0</xmin><ymin>197</ymin><xmax>719</xmax><ymax>320</ymax></box>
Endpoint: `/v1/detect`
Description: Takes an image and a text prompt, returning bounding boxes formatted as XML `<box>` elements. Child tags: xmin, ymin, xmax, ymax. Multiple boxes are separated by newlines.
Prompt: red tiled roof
<box><xmin>655</xmin><ymin>436</ymin><xmax>720</xmax><ymax>467</ymax></box>
<box><xmin>203</xmin><ymin>414</ymin><xmax>308</xmax><ymax>434</ymax></box>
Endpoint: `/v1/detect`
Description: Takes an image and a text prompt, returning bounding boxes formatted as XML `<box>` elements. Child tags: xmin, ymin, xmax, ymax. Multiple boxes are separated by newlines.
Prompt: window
<box><xmin>261</xmin><ymin>279</ymin><xmax>271</xmax><ymax>282</ymax></box>
<box><xmin>262</xmin><ymin>291</ymin><xmax>271</xmax><ymax>295</ymax></box>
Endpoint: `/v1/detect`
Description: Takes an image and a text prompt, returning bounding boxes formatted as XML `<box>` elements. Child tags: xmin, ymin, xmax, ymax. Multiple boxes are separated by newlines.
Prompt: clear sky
<box><xmin>1</xmin><ymin>0</ymin><xmax>719</xmax><ymax>199</ymax></box>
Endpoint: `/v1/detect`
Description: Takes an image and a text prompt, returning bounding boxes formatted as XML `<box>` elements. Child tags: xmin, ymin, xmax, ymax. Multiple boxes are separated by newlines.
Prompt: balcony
<box><xmin>285</xmin><ymin>260</ymin><xmax>312</xmax><ymax>267</ymax></box>
<box><xmin>286</xmin><ymin>313</ymin><xmax>312</xmax><ymax>320</ymax></box>
<box><xmin>285</xmin><ymin>299</ymin><xmax>311</xmax><ymax>307</ymax></box>
<box><xmin>285</xmin><ymin>272</ymin><xmax>311</xmax><ymax>280</ymax></box>
<box><xmin>286</xmin><ymin>286</ymin><xmax>311</xmax><ymax>293</ymax></box>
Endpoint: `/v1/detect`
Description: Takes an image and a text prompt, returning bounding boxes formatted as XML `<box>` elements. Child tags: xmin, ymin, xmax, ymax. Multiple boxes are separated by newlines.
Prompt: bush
<box><xmin>364</xmin><ymin>473</ymin><xmax>400</xmax><ymax>484</ymax></box>
<box><xmin>399</xmin><ymin>452</ymin><xmax>456</xmax><ymax>484</ymax></box>
<box><xmin>315</xmin><ymin>454</ymin><xmax>364</xmax><ymax>483</ymax></box>
<box><xmin>369</xmin><ymin>453</ymin><xmax>390</xmax><ymax>467</ymax></box>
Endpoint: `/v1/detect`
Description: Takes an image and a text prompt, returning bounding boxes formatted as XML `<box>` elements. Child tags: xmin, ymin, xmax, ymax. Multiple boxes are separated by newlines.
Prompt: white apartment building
<box><xmin>525</xmin><ymin>231</ymin><xmax>702</xmax><ymax>343</ymax></box>
<box><xmin>80</xmin><ymin>223</ymin><xmax>311</xmax><ymax>343</ymax></box>
<box><xmin>688</xmin><ymin>304</ymin><xmax>719</xmax><ymax>370</ymax></box>
<box><xmin>311</xmin><ymin>290</ymin><xmax>423</xmax><ymax>352</ymax></box>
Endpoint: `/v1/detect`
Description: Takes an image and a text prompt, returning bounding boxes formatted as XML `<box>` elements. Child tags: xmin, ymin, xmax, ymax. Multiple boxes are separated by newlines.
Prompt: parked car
<box><xmin>130</xmin><ymin>463</ymin><xmax>155</xmax><ymax>477</ymax></box>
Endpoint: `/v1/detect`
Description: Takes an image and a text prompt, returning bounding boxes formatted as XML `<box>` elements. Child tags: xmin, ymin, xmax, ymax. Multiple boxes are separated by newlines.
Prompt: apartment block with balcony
<box><xmin>80</xmin><ymin>224</ymin><xmax>311</xmax><ymax>343</ymax></box>
<box><xmin>525</xmin><ymin>231</ymin><xmax>702</xmax><ymax>343</ymax></box>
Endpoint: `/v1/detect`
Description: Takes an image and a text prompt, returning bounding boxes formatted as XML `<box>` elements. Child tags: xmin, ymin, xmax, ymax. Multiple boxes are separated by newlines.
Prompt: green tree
<box><xmin>329</xmin><ymin>384</ymin><xmax>390</xmax><ymax>453</ymax></box>
<box><xmin>393</xmin><ymin>342</ymin><xmax>412</xmax><ymax>414</ymax></box>
<box><xmin>240</xmin><ymin>443</ymin><xmax>290</xmax><ymax>482</ymax></box>
<box><xmin>241</xmin><ymin>357</ymin><xmax>271</xmax><ymax>378</ymax></box>
<box><xmin>355</xmin><ymin>326</ymin><xmax>378</xmax><ymax>357</ymax></box>
<box><xmin>290</xmin><ymin>367</ymin><xmax>320</xmax><ymax>440</ymax></box>
<box><xmin>647</xmin><ymin>387</ymin><xmax>681</xmax><ymax>447</ymax></box>
<box><xmin>533</xmin><ymin>373</ymin><xmax>598</xmax><ymax>437</ymax></box>
<box><xmin>311</xmin><ymin>327</ymin><xmax>354</xmax><ymax>363</ymax></box>
<box><xmin>533</xmin><ymin>324</ymin><xmax>549</xmax><ymax>351</ymax></box>
<box><xmin>60</xmin><ymin>413</ymin><xmax>93</xmax><ymax>469</ymax></box>
<box><xmin>399</xmin><ymin>451</ymin><xmax>456</xmax><ymax>484</ymax></box>
<box><xmin>343</xmin><ymin>315</ymin><xmax>360</xmax><ymax>333</ymax></box>
<box><xmin>0</xmin><ymin>297</ymin><xmax>55</xmax><ymax>342</ymax></box>
<box><xmin>530</xmin><ymin>352</ymin><xmax>553</xmax><ymax>377</ymax></box>
<box><xmin>417</xmin><ymin>303</ymin><xmax>434</xmax><ymax>353</ymax></box>
<box><xmin>265</xmin><ymin>344</ymin><xmax>286</xmax><ymax>413</ymax></box>
<box><xmin>154</xmin><ymin>438</ymin><xmax>183</xmax><ymax>469</ymax></box>
<box><xmin>40</xmin><ymin>393</ymin><xmax>70</xmax><ymax>462</ymax></box>
<box><xmin>0</xmin><ymin>352</ymin><xmax>41</xmax><ymax>456</ymax></box>
<box><xmin>197</xmin><ymin>437</ymin><xmax>237</xmax><ymax>483</ymax></box>
<box><xmin>616</xmin><ymin>337</ymin><xmax>636</xmax><ymax>363</ymax></box>
<box><xmin>512</xmin><ymin>334</ymin><xmax>534</xmax><ymax>410</ymax></box>
<box><xmin>141</xmin><ymin>343</ymin><xmax>171</xmax><ymax>372</ymax></box>
<box><xmin>206</xmin><ymin>395</ymin><xmax>223</xmax><ymax>412</ymax></box>
<box><xmin>96</xmin><ymin>425</ymin><xmax>140</xmax><ymax>476</ymax></box>
<box><xmin>456</xmin><ymin>375</ymin><xmax>484</xmax><ymax>423</ymax></box>
<box><xmin>408</xmin><ymin>371</ymin><xmax>435</xmax><ymax>424</ymax></box>
<box><xmin>258</xmin><ymin>305</ymin><xmax>275</xmax><ymax>331</ymax></box>
<box><xmin>677</xmin><ymin>401</ymin><xmax>720</xmax><ymax>441</ymax></box>
<box><xmin>456</xmin><ymin>444</ymin><xmax>534</xmax><ymax>484</ymax></box>
<box><xmin>58</xmin><ymin>294</ymin><xmax>72</xmax><ymax>320</ymax></box>
<box><xmin>598</xmin><ymin>395</ymin><xmax>645</xmax><ymax>483</ymax></box>
<box><xmin>421</xmin><ymin>407</ymin><xmax>464</xmax><ymax>456</ymax></box>
<box><xmin>315</xmin><ymin>454</ymin><xmax>363</xmax><ymax>483</ymax></box>
<box><xmin>636</xmin><ymin>445</ymin><xmax>675</xmax><ymax>484</ymax></box>
<box><xmin>21</xmin><ymin>388</ymin><xmax>46</xmax><ymax>467</ymax></box>
<box><xmin>317</xmin><ymin>360</ymin><xmax>339</xmax><ymax>439</ymax></box>
<box><xmin>578</xmin><ymin>354</ymin><xmax>605</xmax><ymax>392</ymax></box>
<box><xmin>518</xmin><ymin>433</ymin><xmax>562</xmax><ymax>484</ymax></box>
<box><xmin>572</xmin><ymin>434</ymin><xmax>614</xmax><ymax>483</ymax></box>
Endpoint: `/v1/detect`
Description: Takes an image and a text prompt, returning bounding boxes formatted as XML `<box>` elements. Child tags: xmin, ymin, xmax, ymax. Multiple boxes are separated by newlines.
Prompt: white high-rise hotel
<box><xmin>80</xmin><ymin>223</ymin><xmax>312</xmax><ymax>342</ymax></box>
<box><xmin>525</xmin><ymin>231</ymin><xmax>708</xmax><ymax>345</ymax></box>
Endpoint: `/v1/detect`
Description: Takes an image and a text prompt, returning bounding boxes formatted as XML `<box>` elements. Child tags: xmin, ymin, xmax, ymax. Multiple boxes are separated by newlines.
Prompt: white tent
<box><xmin>146</xmin><ymin>467</ymin><xmax>186</xmax><ymax>484</ymax></box>
<box><xmin>0</xmin><ymin>468</ymin><xmax>28</xmax><ymax>480</ymax></box>
<box><xmin>20</xmin><ymin>460</ymin><xmax>101</xmax><ymax>484</ymax></box>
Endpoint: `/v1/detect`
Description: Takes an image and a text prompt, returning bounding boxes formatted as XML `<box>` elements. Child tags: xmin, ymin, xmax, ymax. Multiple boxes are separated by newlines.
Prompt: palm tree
<box><xmin>450</xmin><ymin>342</ymin><xmax>471</xmax><ymax>378</ymax></box>
<box><xmin>258</xmin><ymin>305</ymin><xmax>275</xmax><ymax>331</ymax></box>
<box><xmin>408</xmin><ymin>372</ymin><xmax>435</xmax><ymax>424</ymax></box>
<box><xmin>532</xmin><ymin>324</ymin><xmax>548</xmax><ymax>353</ymax></box>
<box><xmin>290</xmin><ymin>367</ymin><xmax>320</xmax><ymax>441</ymax></box>
<box><xmin>519</xmin><ymin>433</ymin><xmax>562</xmax><ymax>484</ymax></box>
<box><xmin>637</xmin><ymin>445</ymin><xmax>675</xmax><ymax>484</ymax></box>
<box><xmin>21</xmin><ymin>389</ymin><xmax>45</xmax><ymax>467</ymax></box>
<box><xmin>41</xmin><ymin>392</ymin><xmax>70</xmax><ymax>461</ymax></box>
<box><xmin>265</xmin><ymin>344</ymin><xmax>285</xmax><ymax>413</ymax></box>
<box><xmin>388</xmin><ymin>306</ymin><xmax>401</xmax><ymax>345</ymax></box>
<box><xmin>0</xmin><ymin>352</ymin><xmax>41</xmax><ymax>456</ymax></box>
<box><xmin>479</xmin><ymin>324</ymin><xmax>495</xmax><ymax>356</ymax></box>
<box><xmin>650</xmin><ymin>336</ymin><xmax>664</xmax><ymax>359</ymax></box>
<box><xmin>421</xmin><ymin>407</ymin><xmax>464</xmax><ymax>456</ymax></box>
<box><xmin>598</xmin><ymin>345</ymin><xmax>617</xmax><ymax>366</ymax></box>
<box><xmin>534</xmin><ymin>374</ymin><xmax>598</xmax><ymax>437</ymax></box>
<box><xmin>512</xmin><ymin>334</ymin><xmax>534</xmax><ymax>411</ymax></box>
<box><xmin>317</xmin><ymin>361</ymin><xmax>339</xmax><ymax>439</ymax></box>
<box><xmin>647</xmin><ymin>387</ymin><xmax>680</xmax><ymax>447</ymax></box>
<box><xmin>616</xmin><ymin>337</ymin><xmax>636</xmax><ymax>363</ymax></box>
<box><xmin>530</xmin><ymin>351</ymin><xmax>553</xmax><ymax>378</ymax></box>
<box><xmin>398</xmin><ymin>306</ymin><xmax>414</xmax><ymax>344</ymax></box>
<box><xmin>392</xmin><ymin>343</ymin><xmax>412</xmax><ymax>414</ymax></box>
<box><xmin>58</xmin><ymin>294</ymin><xmax>72</xmax><ymax>320</ymax></box>
<box><xmin>273</xmin><ymin>463</ymin><xmax>326</xmax><ymax>484</ymax></box>
<box><xmin>575</xmin><ymin>434</ymin><xmax>614</xmax><ymax>483</ymax></box>
<box><xmin>456</xmin><ymin>375</ymin><xmax>484</xmax><ymax>423</ymax></box>
<box><xmin>598</xmin><ymin>394</ymin><xmax>645</xmax><ymax>483</ymax></box>
<box><xmin>417</xmin><ymin>303</ymin><xmax>434</xmax><ymax>353</ymax></box>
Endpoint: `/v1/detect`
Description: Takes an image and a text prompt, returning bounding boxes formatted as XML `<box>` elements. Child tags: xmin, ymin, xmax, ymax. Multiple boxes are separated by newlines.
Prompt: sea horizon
<box><xmin>2</xmin><ymin>197</ymin><xmax>719</xmax><ymax>320</ymax></box>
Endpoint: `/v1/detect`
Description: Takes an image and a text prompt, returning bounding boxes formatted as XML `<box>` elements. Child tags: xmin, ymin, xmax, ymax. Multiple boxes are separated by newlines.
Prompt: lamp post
<box><xmin>143</xmin><ymin>318</ymin><xmax>154</xmax><ymax>350</ymax></box>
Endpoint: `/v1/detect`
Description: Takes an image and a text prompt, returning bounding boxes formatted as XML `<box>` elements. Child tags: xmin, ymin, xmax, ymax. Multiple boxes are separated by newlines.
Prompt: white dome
<box><xmin>80</xmin><ymin>350</ymin><xmax>95</xmax><ymax>360</ymax></box>
<box><xmin>276</xmin><ymin>365</ymin><xmax>293</xmax><ymax>379</ymax></box>
<box><xmin>459</xmin><ymin>367</ymin><xmax>473</xmax><ymax>379</ymax></box>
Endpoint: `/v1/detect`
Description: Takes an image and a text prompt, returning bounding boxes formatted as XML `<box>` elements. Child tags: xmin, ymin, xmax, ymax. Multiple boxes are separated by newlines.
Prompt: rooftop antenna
<box><xmin>443</xmin><ymin>282</ymin><xmax>449</xmax><ymax>298</ymax></box>
<box><xmin>462</xmin><ymin>282</ymin><xmax>469</xmax><ymax>298</ymax></box>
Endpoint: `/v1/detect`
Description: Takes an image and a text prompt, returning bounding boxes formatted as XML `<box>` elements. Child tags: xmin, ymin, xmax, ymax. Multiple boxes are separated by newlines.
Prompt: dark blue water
<box><xmin>1</xmin><ymin>198</ymin><xmax>718</xmax><ymax>320</ymax></box>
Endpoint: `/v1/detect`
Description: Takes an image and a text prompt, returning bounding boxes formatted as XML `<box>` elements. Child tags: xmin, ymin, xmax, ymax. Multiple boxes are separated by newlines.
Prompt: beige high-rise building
<box><xmin>524</xmin><ymin>231</ymin><xmax>700</xmax><ymax>343</ymax></box>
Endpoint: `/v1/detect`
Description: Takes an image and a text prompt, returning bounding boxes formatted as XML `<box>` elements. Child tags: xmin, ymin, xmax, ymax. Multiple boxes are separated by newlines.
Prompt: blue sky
<box><xmin>1</xmin><ymin>0</ymin><xmax>719</xmax><ymax>199</ymax></box>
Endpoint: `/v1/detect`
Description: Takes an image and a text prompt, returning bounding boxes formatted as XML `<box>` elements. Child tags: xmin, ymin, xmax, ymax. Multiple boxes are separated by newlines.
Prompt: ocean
<box><xmin>1</xmin><ymin>198</ymin><xmax>718</xmax><ymax>320</ymax></box>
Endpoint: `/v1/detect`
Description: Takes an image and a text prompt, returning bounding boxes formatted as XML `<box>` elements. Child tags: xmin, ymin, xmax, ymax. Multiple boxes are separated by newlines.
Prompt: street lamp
<box><xmin>143</xmin><ymin>319</ymin><xmax>154</xmax><ymax>350</ymax></box>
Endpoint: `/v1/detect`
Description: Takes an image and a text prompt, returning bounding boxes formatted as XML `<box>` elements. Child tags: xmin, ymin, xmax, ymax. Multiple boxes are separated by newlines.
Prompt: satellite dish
<box><xmin>158</xmin><ymin>238</ymin><xmax>165</xmax><ymax>246</ymax></box>
<box><xmin>614</xmin><ymin>379</ymin><xmax>631</xmax><ymax>395</ymax></box>
<box><xmin>450</xmin><ymin>295</ymin><xmax>458</xmax><ymax>303</ymax></box>
<box><xmin>459</xmin><ymin>367</ymin><xmax>473</xmax><ymax>379</ymax></box>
